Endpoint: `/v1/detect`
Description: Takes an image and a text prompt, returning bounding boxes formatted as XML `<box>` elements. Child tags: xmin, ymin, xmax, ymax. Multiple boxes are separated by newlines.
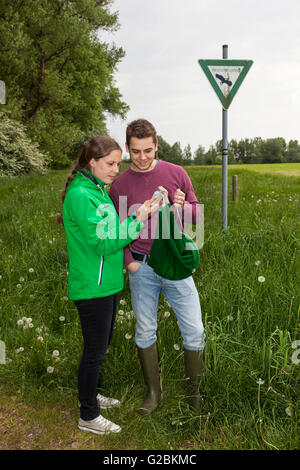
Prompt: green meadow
<box><xmin>0</xmin><ymin>163</ymin><xmax>299</xmax><ymax>450</ymax></box>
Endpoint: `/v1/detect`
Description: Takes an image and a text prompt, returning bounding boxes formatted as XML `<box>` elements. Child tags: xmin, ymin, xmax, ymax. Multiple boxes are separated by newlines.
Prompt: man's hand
<box><xmin>127</xmin><ymin>261</ymin><xmax>141</xmax><ymax>274</ymax></box>
<box><xmin>174</xmin><ymin>189</ymin><xmax>185</xmax><ymax>207</ymax></box>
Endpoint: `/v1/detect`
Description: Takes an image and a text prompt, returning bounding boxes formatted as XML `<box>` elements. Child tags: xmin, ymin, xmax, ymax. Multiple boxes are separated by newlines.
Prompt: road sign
<box><xmin>198</xmin><ymin>59</ymin><xmax>253</xmax><ymax>109</ymax></box>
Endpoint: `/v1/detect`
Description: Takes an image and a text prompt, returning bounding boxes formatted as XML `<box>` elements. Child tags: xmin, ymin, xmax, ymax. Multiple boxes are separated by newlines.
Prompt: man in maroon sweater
<box><xmin>110</xmin><ymin>119</ymin><xmax>205</xmax><ymax>414</ymax></box>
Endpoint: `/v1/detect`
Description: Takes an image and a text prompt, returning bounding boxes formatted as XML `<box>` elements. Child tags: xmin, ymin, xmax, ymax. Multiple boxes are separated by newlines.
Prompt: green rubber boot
<box><xmin>137</xmin><ymin>343</ymin><xmax>161</xmax><ymax>415</ymax></box>
<box><xmin>184</xmin><ymin>348</ymin><xmax>204</xmax><ymax>411</ymax></box>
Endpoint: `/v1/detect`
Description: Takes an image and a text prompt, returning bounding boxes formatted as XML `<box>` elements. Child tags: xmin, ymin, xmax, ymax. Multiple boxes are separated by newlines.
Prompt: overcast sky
<box><xmin>102</xmin><ymin>0</ymin><xmax>300</xmax><ymax>155</ymax></box>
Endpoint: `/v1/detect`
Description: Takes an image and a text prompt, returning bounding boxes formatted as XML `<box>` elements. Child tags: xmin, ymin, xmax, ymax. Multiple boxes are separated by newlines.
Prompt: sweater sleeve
<box><xmin>181</xmin><ymin>168</ymin><xmax>202</xmax><ymax>225</ymax></box>
<box><xmin>69</xmin><ymin>189</ymin><xmax>143</xmax><ymax>257</ymax></box>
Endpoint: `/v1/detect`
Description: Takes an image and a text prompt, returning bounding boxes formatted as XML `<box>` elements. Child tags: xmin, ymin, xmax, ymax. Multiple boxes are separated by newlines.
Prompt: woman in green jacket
<box><xmin>60</xmin><ymin>136</ymin><xmax>159</xmax><ymax>435</ymax></box>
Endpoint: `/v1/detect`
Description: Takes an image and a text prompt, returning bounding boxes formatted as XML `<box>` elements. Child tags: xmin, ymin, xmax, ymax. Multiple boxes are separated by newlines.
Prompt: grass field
<box><xmin>0</xmin><ymin>163</ymin><xmax>299</xmax><ymax>450</ymax></box>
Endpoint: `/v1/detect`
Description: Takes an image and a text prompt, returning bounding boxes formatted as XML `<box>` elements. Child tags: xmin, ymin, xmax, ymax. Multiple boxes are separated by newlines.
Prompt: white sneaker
<box><xmin>78</xmin><ymin>414</ymin><xmax>121</xmax><ymax>435</ymax></box>
<box><xmin>78</xmin><ymin>394</ymin><xmax>120</xmax><ymax>409</ymax></box>
<box><xmin>97</xmin><ymin>393</ymin><xmax>120</xmax><ymax>409</ymax></box>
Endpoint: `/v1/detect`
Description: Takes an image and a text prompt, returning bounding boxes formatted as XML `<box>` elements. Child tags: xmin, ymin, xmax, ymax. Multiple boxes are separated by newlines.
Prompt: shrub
<box><xmin>0</xmin><ymin>111</ymin><xmax>49</xmax><ymax>176</ymax></box>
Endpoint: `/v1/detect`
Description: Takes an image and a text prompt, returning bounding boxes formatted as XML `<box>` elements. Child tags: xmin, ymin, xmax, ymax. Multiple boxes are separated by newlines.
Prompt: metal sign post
<box><xmin>198</xmin><ymin>46</ymin><xmax>253</xmax><ymax>229</ymax></box>
<box><xmin>222</xmin><ymin>45</ymin><xmax>228</xmax><ymax>229</ymax></box>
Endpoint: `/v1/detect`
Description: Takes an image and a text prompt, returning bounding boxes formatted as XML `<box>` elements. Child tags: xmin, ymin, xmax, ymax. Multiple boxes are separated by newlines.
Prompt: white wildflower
<box><xmin>16</xmin><ymin>284</ymin><xmax>22</xmax><ymax>289</ymax></box>
<box><xmin>255</xmin><ymin>260</ymin><xmax>261</xmax><ymax>266</ymax></box>
<box><xmin>28</xmin><ymin>268</ymin><xmax>34</xmax><ymax>273</ymax></box>
<box><xmin>173</xmin><ymin>344</ymin><xmax>180</xmax><ymax>351</ymax></box>
<box><xmin>285</xmin><ymin>406</ymin><xmax>292</xmax><ymax>417</ymax></box>
<box><xmin>37</xmin><ymin>336</ymin><xmax>44</xmax><ymax>342</ymax></box>
<box><xmin>26</xmin><ymin>318</ymin><xmax>32</xmax><ymax>324</ymax></box>
<box><xmin>28</xmin><ymin>323</ymin><xmax>34</xmax><ymax>328</ymax></box>
<box><xmin>258</xmin><ymin>276</ymin><xmax>265</xmax><ymax>283</ymax></box>
<box><xmin>256</xmin><ymin>378</ymin><xmax>265</xmax><ymax>385</ymax></box>
<box><xmin>47</xmin><ymin>366</ymin><xmax>54</xmax><ymax>374</ymax></box>
<box><xmin>19</xmin><ymin>277</ymin><xmax>24</xmax><ymax>282</ymax></box>
<box><xmin>17</xmin><ymin>319</ymin><xmax>24</xmax><ymax>326</ymax></box>
<box><xmin>52</xmin><ymin>350</ymin><xmax>60</xmax><ymax>357</ymax></box>
<box><xmin>164</xmin><ymin>311</ymin><xmax>171</xmax><ymax>318</ymax></box>
<box><xmin>16</xmin><ymin>347</ymin><xmax>24</xmax><ymax>353</ymax></box>
<box><xmin>119</xmin><ymin>299</ymin><xmax>127</xmax><ymax>305</ymax></box>
<box><xmin>59</xmin><ymin>316</ymin><xmax>65</xmax><ymax>322</ymax></box>
<box><xmin>125</xmin><ymin>333</ymin><xmax>132</xmax><ymax>340</ymax></box>
<box><xmin>118</xmin><ymin>310</ymin><xmax>124</xmax><ymax>316</ymax></box>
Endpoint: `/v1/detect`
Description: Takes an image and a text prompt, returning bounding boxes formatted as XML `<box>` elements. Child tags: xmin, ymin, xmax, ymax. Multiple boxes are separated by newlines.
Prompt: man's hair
<box><xmin>126</xmin><ymin>119</ymin><xmax>157</xmax><ymax>146</ymax></box>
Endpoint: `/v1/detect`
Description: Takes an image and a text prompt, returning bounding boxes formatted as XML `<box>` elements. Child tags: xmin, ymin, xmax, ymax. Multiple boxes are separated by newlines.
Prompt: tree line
<box><xmin>0</xmin><ymin>0</ymin><xmax>127</xmax><ymax>172</ymax></box>
<box><xmin>155</xmin><ymin>136</ymin><xmax>300</xmax><ymax>166</ymax></box>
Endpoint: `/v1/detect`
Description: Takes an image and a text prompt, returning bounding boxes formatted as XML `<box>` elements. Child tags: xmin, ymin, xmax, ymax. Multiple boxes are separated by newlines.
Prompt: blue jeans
<box><xmin>129</xmin><ymin>262</ymin><xmax>205</xmax><ymax>351</ymax></box>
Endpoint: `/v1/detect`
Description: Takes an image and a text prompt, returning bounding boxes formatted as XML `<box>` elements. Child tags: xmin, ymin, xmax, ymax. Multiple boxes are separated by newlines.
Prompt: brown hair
<box><xmin>57</xmin><ymin>136</ymin><xmax>121</xmax><ymax>225</ymax></box>
<box><xmin>126</xmin><ymin>119</ymin><xmax>157</xmax><ymax>146</ymax></box>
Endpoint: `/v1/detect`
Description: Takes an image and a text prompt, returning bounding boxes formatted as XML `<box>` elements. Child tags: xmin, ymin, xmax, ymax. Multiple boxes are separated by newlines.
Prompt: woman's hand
<box><xmin>136</xmin><ymin>197</ymin><xmax>161</xmax><ymax>222</ymax></box>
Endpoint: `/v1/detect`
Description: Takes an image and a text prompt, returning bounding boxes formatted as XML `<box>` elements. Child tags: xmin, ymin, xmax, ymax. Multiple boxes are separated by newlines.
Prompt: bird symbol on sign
<box><xmin>216</xmin><ymin>74</ymin><xmax>232</xmax><ymax>87</ymax></box>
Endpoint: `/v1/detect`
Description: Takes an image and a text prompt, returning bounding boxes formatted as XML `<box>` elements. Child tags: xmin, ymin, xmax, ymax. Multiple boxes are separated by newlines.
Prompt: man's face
<box><xmin>126</xmin><ymin>136</ymin><xmax>158</xmax><ymax>172</ymax></box>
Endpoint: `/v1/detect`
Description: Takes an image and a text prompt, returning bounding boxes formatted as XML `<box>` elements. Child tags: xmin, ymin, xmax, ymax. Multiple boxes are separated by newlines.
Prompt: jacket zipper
<box><xmin>98</xmin><ymin>256</ymin><xmax>104</xmax><ymax>286</ymax></box>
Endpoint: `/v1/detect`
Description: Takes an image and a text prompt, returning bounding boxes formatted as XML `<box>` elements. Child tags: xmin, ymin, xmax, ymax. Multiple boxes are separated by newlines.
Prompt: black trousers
<box><xmin>74</xmin><ymin>294</ymin><xmax>118</xmax><ymax>420</ymax></box>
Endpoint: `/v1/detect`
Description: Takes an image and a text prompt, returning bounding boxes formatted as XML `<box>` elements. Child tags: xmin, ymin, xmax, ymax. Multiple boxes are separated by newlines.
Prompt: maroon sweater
<box><xmin>109</xmin><ymin>160</ymin><xmax>201</xmax><ymax>267</ymax></box>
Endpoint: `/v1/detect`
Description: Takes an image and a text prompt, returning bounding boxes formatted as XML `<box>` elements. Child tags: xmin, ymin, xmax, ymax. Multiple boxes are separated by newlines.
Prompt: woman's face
<box><xmin>89</xmin><ymin>149</ymin><xmax>122</xmax><ymax>184</ymax></box>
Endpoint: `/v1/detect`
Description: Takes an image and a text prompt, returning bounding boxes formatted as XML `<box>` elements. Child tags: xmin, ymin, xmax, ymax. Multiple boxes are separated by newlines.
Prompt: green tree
<box><xmin>204</xmin><ymin>145</ymin><xmax>217</xmax><ymax>165</ymax></box>
<box><xmin>0</xmin><ymin>0</ymin><xmax>129</xmax><ymax>168</ymax></box>
<box><xmin>157</xmin><ymin>135</ymin><xmax>172</xmax><ymax>161</ymax></box>
<box><xmin>193</xmin><ymin>145</ymin><xmax>206</xmax><ymax>165</ymax></box>
<box><xmin>286</xmin><ymin>140</ymin><xmax>300</xmax><ymax>163</ymax></box>
<box><xmin>182</xmin><ymin>144</ymin><xmax>192</xmax><ymax>165</ymax></box>
<box><xmin>169</xmin><ymin>142</ymin><xmax>183</xmax><ymax>165</ymax></box>
<box><xmin>259</xmin><ymin>138</ymin><xmax>286</xmax><ymax>163</ymax></box>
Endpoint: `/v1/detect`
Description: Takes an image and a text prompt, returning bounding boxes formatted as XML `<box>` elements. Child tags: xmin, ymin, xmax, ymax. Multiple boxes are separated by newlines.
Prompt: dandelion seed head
<box><xmin>255</xmin><ymin>260</ymin><xmax>261</xmax><ymax>266</ymax></box>
<box><xmin>47</xmin><ymin>366</ymin><xmax>54</xmax><ymax>374</ymax></box>
<box><xmin>164</xmin><ymin>311</ymin><xmax>171</xmax><ymax>318</ymax></box>
<box><xmin>119</xmin><ymin>299</ymin><xmax>126</xmax><ymax>305</ymax></box>
<box><xmin>59</xmin><ymin>316</ymin><xmax>65</xmax><ymax>322</ymax></box>
<box><xmin>256</xmin><ymin>378</ymin><xmax>265</xmax><ymax>385</ymax></box>
<box><xmin>125</xmin><ymin>333</ymin><xmax>132</xmax><ymax>340</ymax></box>
<box><xmin>173</xmin><ymin>344</ymin><xmax>180</xmax><ymax>351</ymax></box>
<box><xmin>258</xmin><ymin>276</ymin><xmax>265</xmax><ymax>283</ymax></box>
<box><xmin>17</xmin><ymin>319</ymin><xmax>24</xmax><ymax>326</ymax></box>
<box><xmin>28</xmin><ymin>268</ymin><xmax>34</xmax><ymax>273</ymax></box>
<box><xmin>52</xmin><ymin>350</ymin><xmax>59</xmax><ymax>357</ymax></box>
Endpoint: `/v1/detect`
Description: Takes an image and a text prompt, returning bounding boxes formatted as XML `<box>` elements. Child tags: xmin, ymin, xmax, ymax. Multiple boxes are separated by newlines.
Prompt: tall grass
<box><xmin>0</xmin><ymin>166</ymin><xmax>299</xmax><ymax>449</ymax></box>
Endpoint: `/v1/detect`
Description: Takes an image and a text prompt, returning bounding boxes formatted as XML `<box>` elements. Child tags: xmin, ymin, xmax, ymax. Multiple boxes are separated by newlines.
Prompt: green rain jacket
<box><xmin>62</xmin><ymin>170</ymin><xmax>143</xmax><ymax>300</ymax></box>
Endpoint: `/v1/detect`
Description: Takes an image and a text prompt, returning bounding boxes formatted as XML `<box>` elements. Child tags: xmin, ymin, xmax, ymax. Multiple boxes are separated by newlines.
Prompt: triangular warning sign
<box><xmin>198</xmin><ymin>59</ymin><xmax>253</xmax><ymax>109</ymax></box>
